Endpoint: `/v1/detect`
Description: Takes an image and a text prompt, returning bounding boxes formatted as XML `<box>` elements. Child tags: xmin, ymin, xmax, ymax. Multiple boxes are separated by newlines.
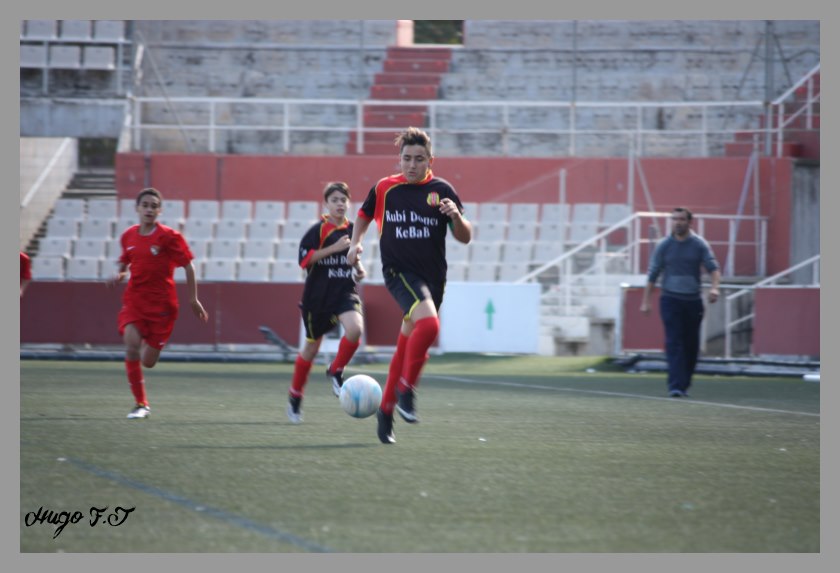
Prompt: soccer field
<box><xmin>19</xmin><ymin>356</ymin><xmax>819</xmax><ymax>553</ymax></box>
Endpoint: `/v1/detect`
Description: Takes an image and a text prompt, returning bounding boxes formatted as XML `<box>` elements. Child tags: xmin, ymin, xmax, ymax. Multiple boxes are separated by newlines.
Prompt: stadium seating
<box><xmin>467</xmin><ymin>263</ymin><xmax>498</xmax><ymax>282</ymax></box>
<box><xmin>53</xmin><ymin>198</ymin><xmax>86</xmax><ymax>220</ymax></box>
<box><xmin>271</xmin><ymin>260</ymin><xmax>304</xmax><ymax>282</ymax></box>
<box><xmin>40</xmin><ymin>198</ymin><xmax>634</xmax><ymax>284</ymax></box>
<box><xmin>203</xmin><ymin>259</ymin><xmax>237</xmax><ymax>281</ymax></box>
<box><xmin>238</xmin><ymin>259</ymin><xmax>271</xmax><ymax>282</ymax></box>
<box><xmin>498</xmin><ymin>262</ymin><xmax>531</xmax><ymax>282</ymax></box>
<box><xmin>243</xmin><ymin>239</ymin><xmax>276</xmax><ymax>260</ymax></box>
<box><xmin>38</xmin><ymin>237</ymin><xmax>73</xmax><ymax>258</ymax></box>
<box><xmin>248</xmin><ymin>220</ymin><xmax>281</xmax><ymax>241</ymax></box>
<box><xmin>188</xmin><ymin>200</ymin><xmax>220</xmax><ymax>221</ymax></box>
<box><xmin>31</xmin><ymin>256</ymin><xmax>64</xmax><ymax>280</ymax></box>
<box><xmin>253</xmin><ymin>201</ymin><xmax>286</xmax><ymax>222</ymax></box>
<box><xmin>73</xmin><ymin>238</ymin><xmax>107</xmax><ymax>258</ymax></box>
<box><xmin>65</xmin><ymin>257</ymin><xmax>101</xmax><ymax>280</ymax></box>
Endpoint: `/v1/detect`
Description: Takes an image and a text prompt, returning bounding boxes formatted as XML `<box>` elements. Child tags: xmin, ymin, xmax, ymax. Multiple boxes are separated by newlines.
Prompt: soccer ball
<box><xmin>339</xmin><ymin>374</ymin><xmax>382</xmax><ymax>419</ymax></box>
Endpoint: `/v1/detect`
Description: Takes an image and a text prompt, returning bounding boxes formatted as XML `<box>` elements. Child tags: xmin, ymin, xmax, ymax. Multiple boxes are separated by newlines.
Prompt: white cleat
<box><xmin>127</xmin><ymin>405</ymin><xmax>151</xmax><ymax>419</ymax></box>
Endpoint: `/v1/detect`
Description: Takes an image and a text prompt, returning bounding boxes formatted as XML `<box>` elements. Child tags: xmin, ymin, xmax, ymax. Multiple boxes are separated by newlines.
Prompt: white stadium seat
<box><xmin>248</xmin><ymin>220</ymin><xmax>281</xmax><ymax>241</ymax></box>
<box><xmin>254</xmin><ymin>201</ymin><xmax>286</xmax><ymax>222</ymax></box>
<box><xmin>65</xmin><ymin>257</ymin><xmax>101</xmax><ymax>280</ymax></box>
<box><xmin>238</xmin><ymin>259</ymin><xmax>271</xmax><ymax>282</ymax></box>
<box><xmin>79</xmin><ymin>219</ymin><xmax>115</xmax><ymax>239</ymax></box>
<box><xmin>38</xmin><ymin>237</ymin><xmax>73</xmax><ymax>258</ymax></box>
<box><xmin>271</xmin><ymin>260</ymin><xmax>304</xmax><ymax>282</ymax></box>
<box><xmin>203</xmin><ymin>259</ymin><xmax>237</xmax><ymax>281</ymax></box>
<box><xmin>188</xmin><ymin>200</ymin><xmax>220</xmax><ymax>221</ymax></box>
<box><xmin>243</xmin><ymin>239</ymin><xmax>276</xmax><ymax>260</ymax></box>
<box><xmin>87</xmin><ymin>199</ymin><xmax>118</xmax><ymax>220</ymax></box>
<box><xmin>286</xmin><ymin>201</ymin><xmax>319</xmax><ymax>222</ymax></box>
<box><xmin>209</xmin><ymin>239</ymin><xmax>242</xmax><ymax>260</ymax></box>
<box><xmin>221</xmin><ymin>200</ymin><xmax>253</xmax><ymax>221</ymax></box>
<box><xmin>469</xmin><ymin>241</ymin><xmax>502</xmax><ymax>263</ymax></box>
<box><xmin>73</xmin><ymin>238</ymin><xmax>108</xmax><ymax>258</ymax></box>
<box><xmin>507</xmin><ymin>221</ymin><xmax>537</xmax><ymax>242</ymax></box>
<box><xmin>477</xmin><ymin>202</ymin><xmax>508</xmax><ymax>222</ymax></box>
<box><xmin>501</xmin><ymin>243</ymin><xmax>533</xmax><ymax>264</ymax></box>
<box><xmin>215</xmin><ymin>219</ymin><xmax>248</xmax><ymax>240</ymax></box>
<box><xmin>31</xmin><ymin>256</ymin><xmax>64</xmax><ymax>280</ymax></box>
<box><xmin>183</xmin><ymin>218</ymin><xmax>215</xmax><ymax>240</ymax></box>
<box><xmin>509</xmin><ymin>203</ymin><xmax>539</xmax><ymax>222</ymax></box>
<box><xmin>467</xmin><ymin>263</ymin><xmax>498</xmax><ymax>282</ymax></box>
<box><xmin>53</xmin><ymin>198</ymin><xmax>86</xmax><ymax>220</ymax></box>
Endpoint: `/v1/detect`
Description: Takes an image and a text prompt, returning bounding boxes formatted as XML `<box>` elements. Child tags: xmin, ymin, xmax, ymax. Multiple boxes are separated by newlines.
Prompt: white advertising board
<box><xmin>438</xmin><ymin>282</ymin><xmax>540</xmax><ymax>353</ymax></box>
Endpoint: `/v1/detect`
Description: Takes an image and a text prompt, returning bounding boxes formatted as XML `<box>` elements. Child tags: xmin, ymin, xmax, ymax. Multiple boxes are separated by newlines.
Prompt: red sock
<box><xmin>381</xmin><ymin>332</ymin><xmax>409</xmax><ymax>415</ymax></box>
<box><xmin>125</xmin><ymin>359</ymin><xmax>148</xmax><ymax>406</ymax></box>
<box><xmin>400</xmin><ymin>316</ymin><xmax>440</xmax><ymax>392</ymax></box>
<box><xmin>329</xmin><ymin>336</ymin><xmax>360</xmax><ymax>374</ymax></box>
<box><xmin>290</xmin><ymin>355</ymin><xmax>313</xmax><ymax>397</ymax></box>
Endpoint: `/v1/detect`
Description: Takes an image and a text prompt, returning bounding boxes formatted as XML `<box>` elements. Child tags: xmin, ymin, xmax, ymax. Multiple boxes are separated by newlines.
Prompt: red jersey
<box><xmin>119</xmin><ymin>224</ymin><xmax>193</xmax><ymax>313</ymax></box>
<box><xmin>20</xmin><ymin>252</ymin><xmax>32</xmax><ymax>283</ymax></box>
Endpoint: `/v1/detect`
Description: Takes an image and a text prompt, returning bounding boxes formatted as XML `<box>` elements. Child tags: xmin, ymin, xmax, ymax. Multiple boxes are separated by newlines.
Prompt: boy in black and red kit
<box><xmin>286</xmin><ymin>182</ymin><xmax>366</xmax><ymax>424</ymax></box>
<box><xmin>347</xmin><ymin>127</ymin><xmax>472</xmax><ymax>444</ymax></box>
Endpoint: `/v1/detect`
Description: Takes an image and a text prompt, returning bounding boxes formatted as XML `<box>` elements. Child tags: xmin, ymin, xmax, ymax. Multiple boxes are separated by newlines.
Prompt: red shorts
<box><xmin>118</xmin><ymin>305</ymin><xmax>178</xmax><ymax>350</ymax></box>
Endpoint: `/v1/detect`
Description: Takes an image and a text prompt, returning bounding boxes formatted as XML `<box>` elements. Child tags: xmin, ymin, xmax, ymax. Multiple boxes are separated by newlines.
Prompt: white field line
<box><xmin>424</xmin><ymin>374</ymin><xmax>820</xmax><ymax>418</ymax></box>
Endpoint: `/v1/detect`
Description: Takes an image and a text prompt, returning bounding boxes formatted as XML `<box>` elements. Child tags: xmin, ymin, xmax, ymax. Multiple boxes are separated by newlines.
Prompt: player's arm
<box><xmin>107</xmin><ymin>262</ymin><xmax>129</xmax><ymax>287</ymax></box>
<box><xmin>707</xmin><ymin>268</ymin><xmax>721</xmax><ymax>303</ymax></box>
<box><xmin>440</xmin><ymin>198</ymin><xmax>472</xmax><ymax>244</ymax></box>
<box><xmin>346</xmin><ymin>216</ymin><xmax>371</xmax><ymax>266</ymax></box>
<box><xmin>183</xmin><ymin>262</ymin><xmax>209</xmax><ymax>322</ymax></box>
<box><xmin>306</xmin><ymin>235</ymin><xmax>352</xmax><ymax>267</ymax></box>
<box><xmin>20</xmin><ymin>278</ymin><xmax>30</xmax><ymax>297</ymax></box>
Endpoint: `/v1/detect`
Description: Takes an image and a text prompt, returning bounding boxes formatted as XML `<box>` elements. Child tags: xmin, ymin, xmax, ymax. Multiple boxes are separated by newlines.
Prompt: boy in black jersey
<box><xmin>347</xmin><ymin>127</ymin><xmax>472</xmax><ymax>443</ymax></box>
<box><xmin>287</xmin><ymin>182</ymin><xmax>366</xmax><ymax>424</ymax></box>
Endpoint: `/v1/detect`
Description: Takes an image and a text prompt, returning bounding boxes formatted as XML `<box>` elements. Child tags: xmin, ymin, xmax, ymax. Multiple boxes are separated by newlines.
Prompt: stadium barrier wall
<box><xmin>752</xmin><ymin>288</ymin><xmax>819</xmax><ymax>357</ymax></box>
<box><xmin>20</xmin><ymin>282</ymin><xmax>407</xmax><ymax>349</ymax></box>
<box><xmin>617</xmin><ymin>285</ymin><xmax>819</xmax><ymax>358</ymax></box>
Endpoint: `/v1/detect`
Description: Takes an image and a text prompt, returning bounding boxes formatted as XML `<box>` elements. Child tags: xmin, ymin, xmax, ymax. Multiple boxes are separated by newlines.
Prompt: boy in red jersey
<box><xmin>20</xmin><ymin>251</ymin><xmax>32</xmax><ymax>297</ymax></box>
<box><xmin>286</xmin><ymin>182</ymin><xmax>366</xmax><ymax>424</ymax></box>
<box><xmin>347</xmin><ymin>127</ymin><xmax>472</xmax><ymax>444</ymax></box>
<box><xmin>108</xmin><ymin>188</ymin><xmax>208</xmax><ymax>419</ymax></box>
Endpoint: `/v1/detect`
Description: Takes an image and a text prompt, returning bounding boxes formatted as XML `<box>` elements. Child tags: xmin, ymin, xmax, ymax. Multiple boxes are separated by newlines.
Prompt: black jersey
<box><xmin>357</xmin><ymin>170</ymin><xmax>464</xmax><ymax>287</ymax></box>
<box><xmin>298</xmin><ymin>215</ymin><xmax>359</xmax><ymax>311</ymax></box>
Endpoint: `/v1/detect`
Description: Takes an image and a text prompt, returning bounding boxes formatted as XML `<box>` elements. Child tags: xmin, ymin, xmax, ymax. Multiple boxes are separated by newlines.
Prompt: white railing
<box><xmin>771</xmin><ymin>63</ymin><xmax>820</xmax><ymax>158</ymax></box>
<box><xmin>515</xmin><ymin>211</ymin><xmax>767</xmax><ymax>314</ymax></box>
<box><xmin>125</xmin><ymin>96</ymin><xmax>774</xmax><ymax>157</ymax></box>
<box><xmin>724</xmin><ymin>254</ymin><xmax>820</xmax><ymax>358</ymax></box>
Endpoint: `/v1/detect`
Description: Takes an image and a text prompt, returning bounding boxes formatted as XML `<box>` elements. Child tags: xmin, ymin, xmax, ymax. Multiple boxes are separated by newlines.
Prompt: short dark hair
<box><xmin>136</xmin><ymin>188</ymin><xmax>163</xmax><ymax>206</ymax></box>
<box><xmin>323</xmin><ymin>181</ymin><xmax>350</xmax><ymax>201</ymax></box>
<box><xmin>673</xmin><ymin>207</ymin><xmax>693</xmax><ymax>221</ymax></box>
<box><xmin>395</xmin><ymin>126</ymin><xmax>432</xmax><ymax>157</ymax></box>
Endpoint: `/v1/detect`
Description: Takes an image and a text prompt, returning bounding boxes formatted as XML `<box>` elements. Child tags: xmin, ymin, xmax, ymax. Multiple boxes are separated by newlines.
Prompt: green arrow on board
<box><xmin>485</xmin><ymin>299</ymin><xmax>495</xmax><ymax>330</ymax></box>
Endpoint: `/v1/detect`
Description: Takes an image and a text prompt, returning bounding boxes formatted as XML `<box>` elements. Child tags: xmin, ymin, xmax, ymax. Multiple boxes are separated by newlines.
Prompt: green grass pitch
<box><xmin>20</xmin><ymin>356</ymin><xmax>819</xmax><ymax>552</ymax></box>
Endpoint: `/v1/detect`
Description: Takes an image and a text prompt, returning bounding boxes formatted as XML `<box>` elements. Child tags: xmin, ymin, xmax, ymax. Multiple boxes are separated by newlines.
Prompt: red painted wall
<box><xmin>752</xmin><ymin>288</ymin><xmax>820</xmax><ymax>357</ymax></box>
<box><xmin>20</xmin><ymin>282</ymin><xmax>409</xmax><ymax>348</ymax></box>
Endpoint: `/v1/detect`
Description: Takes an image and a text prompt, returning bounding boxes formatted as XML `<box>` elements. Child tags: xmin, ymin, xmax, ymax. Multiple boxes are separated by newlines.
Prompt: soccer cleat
<box><xmin>396</xmin><ymin>387</ymin><xmax>418</xmax><ymax>423</ymax></box>
<box><xmin>287</xmin><ymin>395</ymin><xmax>303</xmax><ymax>424</ymax></box>
<box><xmin>127</xmin><ymin>405</ymin><xmax>150</xmax><ymax>419</ymax></box>
<box><xmin>327</xmin><ymin>368</ymin><xmax>344</xmax><ymax>397</ymax></box>
<box><xmin>376</xmin><ymin>408</ymin><xmax>396</xmax><ymax>444</ymax></box>
<box><xmin>668</xmin><ymin>390</ymin><xmax>682</xmax><ymax>398</ymax></box>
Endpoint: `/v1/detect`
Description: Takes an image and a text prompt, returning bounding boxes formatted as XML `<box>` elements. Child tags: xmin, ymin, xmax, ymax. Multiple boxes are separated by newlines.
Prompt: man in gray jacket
<box><xmin>641</xmin><ymin>207</ymin><xmax>721</xmax><ymax>397</ymax></box>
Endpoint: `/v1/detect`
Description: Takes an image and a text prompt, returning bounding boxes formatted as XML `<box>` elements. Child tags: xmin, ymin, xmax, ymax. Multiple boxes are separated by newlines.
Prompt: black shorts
<box><xmin>300</xmin><ymin>294</ymin><xmax>362</xmax><ymax>341</ymax></box>
<box><xmin>383</xmin><ymin>267</ymin><xmax>444</xmax><ymax>320</ymax></box>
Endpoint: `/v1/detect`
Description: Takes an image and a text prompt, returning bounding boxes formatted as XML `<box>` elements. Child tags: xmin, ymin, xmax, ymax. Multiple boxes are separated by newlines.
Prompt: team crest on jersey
<box><xmin>426</xmin><ymin>191</ymin><xmax>440</xmax><ymax>207</ymax></box>
<box><xmin>150</xmin><ymin>245</ymin><xmax>160</xmax><ymax>256</ymax></box>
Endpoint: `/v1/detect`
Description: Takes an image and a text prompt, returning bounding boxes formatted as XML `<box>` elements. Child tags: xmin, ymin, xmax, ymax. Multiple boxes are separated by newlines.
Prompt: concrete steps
<box><xmin>346</xmin><ymin>46</ymin><xmax>451</xmax><ymax>155</ymax></box>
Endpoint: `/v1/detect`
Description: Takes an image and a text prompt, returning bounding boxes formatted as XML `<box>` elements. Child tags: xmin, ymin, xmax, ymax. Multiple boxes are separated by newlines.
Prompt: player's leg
<box><xmin>396</xmin><ymin>298</ymin><xmax>440</xmax><ymax>422</ymax></box>
<box><xmin>122</xmin><ymin>323</ymin><xmax>151</xmax><ymax>418</ymax></box>
<box><xmin>660</xmin><ymin>295</ymin><xmax>686</xmax><ymax>397</ymax></box>
<box><xmin>287</xmin><ymin>337</ymin><xmax>320</xmax><ymax>424</ymax></box>
<box><xmin>327</xmin><ymin>304</ymin><xmax>364</xmax><ymax>394</ymax></box>
<box><xmin>682</xmin><ymin>298</ymin><xmax>705</xmax><ymax>396</ymax></box>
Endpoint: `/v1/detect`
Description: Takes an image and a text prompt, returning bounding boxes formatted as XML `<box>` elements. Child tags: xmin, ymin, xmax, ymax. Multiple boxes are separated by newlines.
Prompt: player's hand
<box><xmin>640</xmin><ymin>301</ymin><xmax>650</xmax><ymax>314</ymax></box>
<box><xmin>438</xmin><ymin>198</ymin><xmax>460</xmax><ymax>219</ymax></box>
<box><xmin>107</xmin><ymin>272</ymin><xmax>127</xmax><ymax>288</ymax></box>
<box><xmin>352</xmin><ymin>261</ymin><xmax>366</xmax><ymax>283</ymax></box>
<box><xmin>191</xmin><ymin>299</ymin><xmax>209</xmax><ymax>322</ymax></box>
<box><xmin>346</xmin><ymin>243</ymin><xmax>363</xmax><ymax>266</ymax></box>
<box><xmin>332</xmin><ymin>235</ymin><xmax>351</xmax><ymax>253</ymax></box>
<box><xmin>708</xmin><ymin>288</ymin><xmax>719</xmax><ymax>304</ymax></box>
